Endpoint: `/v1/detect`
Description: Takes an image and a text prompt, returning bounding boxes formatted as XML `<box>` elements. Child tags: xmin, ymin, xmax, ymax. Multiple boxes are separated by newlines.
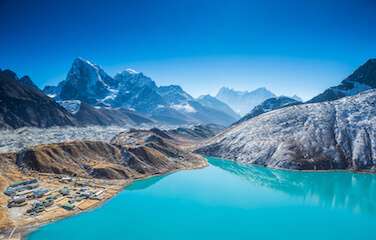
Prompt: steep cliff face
<box><xmin>59</xmin><ymin>58</ymin><xmax>113</xmax><ymax>105</ymax></box>
<box><xmin>196</xmin><ymin>90</ymin><xmax>376</xmax><ymax>172</ymax></box>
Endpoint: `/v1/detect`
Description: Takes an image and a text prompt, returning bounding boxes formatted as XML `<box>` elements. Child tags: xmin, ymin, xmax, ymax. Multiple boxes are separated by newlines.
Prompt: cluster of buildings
<box><xmin>4</xmin><ymin>179</ymin><xmax>49</xmax><ymax>208</ymax></box>
<box><xmin>3</xmin><ymin>177</ymin><xmax>105</xmax><ymax>216</ymax></box>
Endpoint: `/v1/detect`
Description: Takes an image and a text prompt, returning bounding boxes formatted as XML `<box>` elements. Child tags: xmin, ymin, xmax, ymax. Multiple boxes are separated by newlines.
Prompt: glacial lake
<box><xmin>27</xmin><ymin>157</ymin><xmax>376</xmax><ymax>240</ymax></box>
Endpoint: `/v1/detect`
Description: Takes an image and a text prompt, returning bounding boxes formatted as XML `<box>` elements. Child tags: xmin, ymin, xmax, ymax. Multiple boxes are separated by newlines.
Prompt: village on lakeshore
<box><xmin>4</xmin><ymin>176</ymin><xmax>123</xmax><ymax>220</ymax></box>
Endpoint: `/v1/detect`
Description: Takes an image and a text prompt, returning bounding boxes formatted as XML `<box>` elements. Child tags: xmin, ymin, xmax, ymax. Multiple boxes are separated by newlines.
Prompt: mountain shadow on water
<box><xmin>126</xmin><ymin>174</ymin><xmax>169</xmax><ymax>191</ymax></box>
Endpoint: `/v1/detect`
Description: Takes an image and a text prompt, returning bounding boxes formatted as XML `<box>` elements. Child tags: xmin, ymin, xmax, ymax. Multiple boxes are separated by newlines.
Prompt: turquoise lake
<box><xmin>27</xmin><ymin>157</ymin><xmax>376</xmax><ymax>240</ymax></box>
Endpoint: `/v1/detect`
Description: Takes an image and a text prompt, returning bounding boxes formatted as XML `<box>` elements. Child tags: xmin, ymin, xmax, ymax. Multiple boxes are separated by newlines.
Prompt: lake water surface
<box><xmin>27</xmin><ymin>157</ymin><xmax>376</xmax><ymax>240</ymax></box>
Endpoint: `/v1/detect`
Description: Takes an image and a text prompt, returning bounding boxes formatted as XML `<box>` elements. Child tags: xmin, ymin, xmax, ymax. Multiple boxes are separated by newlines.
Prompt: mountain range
<box><xmin>216</xmin><ymin>87</ymin><xmax>276</xmax><ymax>116</ymax></box>
<box><xmin>196</xmin><ymin>58</ymin><xmax>376</xmax><ymax>172</ymax></box>
<box><xmin>44</xmin><ymin>58</ymin><xmax>239</xmax><ymax>126</ymax></box>
<box><xmin>1</xmin><ymin>57</ymin><xmax>375</xmax><ymax>131</ymax></box>
<box><xmin>197</xmin><ymin>88</ymin><xmax>376</xmax><ymax>171</ymax></box>
<box><xmin>0</xmin><ymin>68</ymin><xmax>154</xmax><ymax>129</ymax></box>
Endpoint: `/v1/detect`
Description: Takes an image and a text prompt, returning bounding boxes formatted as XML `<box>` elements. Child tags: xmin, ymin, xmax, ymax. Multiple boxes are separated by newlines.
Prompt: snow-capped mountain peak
<box><xmin>59</xmin><ymin>57</ymin><xmax>113</xmax><ymax>105</ymax></box>
<box><xmin>216</xmin><ymin>87</ymin><xmax>276</xmax><ymax>116</ymax></box>
<box><xmin>125</xmin><ymin>68</ymin><xmax>139</xmax><ymax>74</ymax></box>
<box><xmin>42</xmin><ymin>57</ymin><xmax>240</xmax><ymax>126</ymax></box>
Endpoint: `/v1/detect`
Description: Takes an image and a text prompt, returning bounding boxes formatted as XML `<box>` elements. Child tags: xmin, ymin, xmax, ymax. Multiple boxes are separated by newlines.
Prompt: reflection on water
<box><xmin>126</xmin><ymin>174</ymin><xmax>168</xmax><ymax>191</ymax></box>
<box><xmin>209</xmin><ymin>157</ymin><xmax>376</xmax><ymax>215</ymax></box>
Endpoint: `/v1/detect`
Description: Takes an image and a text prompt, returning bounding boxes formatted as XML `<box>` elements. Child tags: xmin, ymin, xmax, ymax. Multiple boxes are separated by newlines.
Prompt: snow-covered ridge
<box><xmin>42</xmin><ymin>57</ymin><xmax>238</xmax><ymax>126</ymax></box>
<box><xmin>308</xmin><ymin>58</ymin><xmax>376</xmax><ymax>103</ymax></box>
<box><xmin>125</xmin><ymin>68</ymin><xmax>139</xmax><ymax>74</ymax></box>
<box><xmin>197</xmin><ymin>89</ymin><xmax>376</xmax><ymax>172</ymax></box>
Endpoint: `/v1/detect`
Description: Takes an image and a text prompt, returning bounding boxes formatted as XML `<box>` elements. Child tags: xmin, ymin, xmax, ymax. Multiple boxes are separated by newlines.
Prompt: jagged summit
<box><xmin>73</xmin><ymin>57</ymin><xmax>96</xmax><ymax>67</ymax></box>
<box><xmin>309</xmin><ymin>58</ymin><xmax>376</xmax><ymax>103</ymax></box>
<box><xmin>42</xmin><ymin>58</ymin><xmax>238</xmax><ymax>126</ymax></box>
<box><xmin>59</xmin><ymin>57</ymin><xmax>113</xmax><ymax>104</ymax></box>
<box><xmin>125</xmin><ymin>68</ymin><xmax>139</xmax><ymax>74</ymax></box>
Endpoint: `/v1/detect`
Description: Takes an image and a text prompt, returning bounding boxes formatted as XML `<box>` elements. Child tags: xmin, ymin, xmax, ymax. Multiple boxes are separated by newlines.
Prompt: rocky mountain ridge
<box><xmin>44</xmin><ymin>58</ymin><xmax>238</xmax><ymax>126</ymax></box>
<box><xmin>235</xmin><ymin>96</ymin><xmax>301</xmax><ymax>124</ymax></box>
<box><xmin>309</xmin><ymin>59</ymin><xmax>376</xmax><ymax>103</ymax></box>
<box><xmin>197</xmin><ymin>89</ymin><xmax>376</xmax><ymax>172</ymax></box>
<box><xmin>0</xmin><ymin>69</ymin><xmax>77</xmax><ymax>129</ymax></box>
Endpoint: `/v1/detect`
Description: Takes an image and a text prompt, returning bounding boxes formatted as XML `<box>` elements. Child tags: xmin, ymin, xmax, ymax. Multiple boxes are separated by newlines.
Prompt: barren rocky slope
<box><xmin>0</xmin><ymin>70</ymin><xmax>77</xmax><ymax>129</ymax></box>
<box><xmin>2</xmin><ymin>129</ymin><xmax>206</xmax><ymax>180</ymax></box>
<box><xmin>197</xmin><ymin>89</ymin><xmax>376</xmax><ymax>172</ymax></box>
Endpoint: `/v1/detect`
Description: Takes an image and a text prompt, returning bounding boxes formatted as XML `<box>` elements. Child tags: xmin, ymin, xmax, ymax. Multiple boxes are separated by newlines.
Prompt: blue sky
<box><xmin>0</xmin><ymin>0</ymin><xmax>375</xmax><ymax>100</ymax></box>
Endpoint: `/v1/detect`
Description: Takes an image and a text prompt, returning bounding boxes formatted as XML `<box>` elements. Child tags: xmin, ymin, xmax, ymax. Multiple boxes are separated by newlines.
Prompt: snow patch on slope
<box><xmin>57</xmin><ymin>100</ymin><xmax>82</xmax><ymax>114</ymax></box>
<box><xmin>171</xmin><ymin>103</ymin><xmax>197</xmax><ymax>113</ymax></box>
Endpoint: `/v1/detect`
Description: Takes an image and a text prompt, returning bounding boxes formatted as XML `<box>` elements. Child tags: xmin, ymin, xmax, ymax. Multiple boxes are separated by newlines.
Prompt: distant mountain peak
<box><xmin>74</xmin><ymin>57</ymin><xmax>95</xmax><ymax>65</ymax></box>
<box><xmin>235</xmin><ymin>96</ymin><xmax>301</xmax><ymax>124</ymax></box>
<box><xmin>197</xmin><ymin>94</ymin><xmax>211</xmax><ymax>100</ymax></box>
<box><xmin>41</xmin><ymin>57</ymin><xmax>241</xmax><ymax>126</ymax></box>
<box><xmin>114</xmin><ymin>70</ymin><xmax>156</xmax><ymax>89</ymax></box>
<box><xmin>196</xmin><ymin>94</ymin><xmax>240</xmax><ymax>120</ymax></box>
<box><xmin>216</xmin><ymin>86</ymin><xmax>276</xmax><ymax>116</ymax></box>
<box><xmin>1</xmin><ymin>69</ymin><xmax>18</xmax><ymax>80</ymax></box>
<box><xmin>291</xmin><ymin>94</ymin><xmax>302</xmax><ymax>102</ymax></box>
<box><xmin>159</xmin><ymin>84</ymin><xmax>185</xmax><ymax>92</ymax></box>
<box><xmin>117</xmin><ymin>68</ymin><xmax>142</xmax><ymax>77</ymax></box>
<box><xmin>59</xmin><ymin>57</ymin><xmax>113</xmax><ymax>104</ymax></box>
<box><xmin>18</xmin><ymin>75</ymin><xmax>39</xmax><ymax>90</ymax></box>
<box><xmin>308</xmin><ymin>58</ymin><xmax>376</xmax><ymax>103</ymax></box>
<box><xmin>125</xmin><ymin>68</ymin><xmax>139</xmax><ymax>74</ymax></box>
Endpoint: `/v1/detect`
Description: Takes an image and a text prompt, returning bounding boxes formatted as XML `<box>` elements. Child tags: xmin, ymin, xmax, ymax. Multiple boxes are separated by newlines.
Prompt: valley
<box><xmin>0</xmin><ymin>57</ymin><xmax>375</xmax><ymax>239</ymax></box>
